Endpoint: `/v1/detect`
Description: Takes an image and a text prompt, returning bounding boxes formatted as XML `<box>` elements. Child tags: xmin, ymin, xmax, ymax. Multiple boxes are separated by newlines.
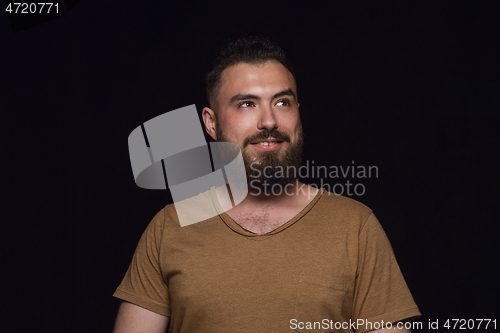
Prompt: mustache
<box><xmin>243</xmin><ymin>129</ymin><xmax>291</xmax><ymax>148</ymax></box>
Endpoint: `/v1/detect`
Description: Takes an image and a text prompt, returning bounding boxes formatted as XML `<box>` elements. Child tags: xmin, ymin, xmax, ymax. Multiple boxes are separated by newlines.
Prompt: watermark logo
<box><xmin>248</xmin><ymin>160</ymin><xmax>378</xmax><ymax>197</ymax></box>
<box><xmin>128</xmin><ymin>105</ymin><xmax>248</xmax><ymax>227</ymax></box>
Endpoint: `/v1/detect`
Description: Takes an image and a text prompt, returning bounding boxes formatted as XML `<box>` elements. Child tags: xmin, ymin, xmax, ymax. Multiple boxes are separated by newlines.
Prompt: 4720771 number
<box><xmin>5</xmin><ymin>3</ymin><xmax>59</xmax><ymax>14</ymax></box>
<box><xmin>444</xmin><ymin>319</ymin><xmax>496</xmax><ymax>330</ymax></box>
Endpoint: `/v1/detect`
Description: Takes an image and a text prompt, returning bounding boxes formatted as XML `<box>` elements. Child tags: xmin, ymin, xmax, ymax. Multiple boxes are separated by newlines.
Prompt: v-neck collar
<box><xmin>210</xmin><ymin>186</ymin><xmax>324</xmax><ymax>241</ymax></box>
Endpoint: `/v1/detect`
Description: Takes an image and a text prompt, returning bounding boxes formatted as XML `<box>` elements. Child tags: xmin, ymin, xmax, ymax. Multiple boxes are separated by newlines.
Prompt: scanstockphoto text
<box><xmin>248</xmin><ymin>160</ymin><xmax>379</xmax><ymax>197</ymax></box>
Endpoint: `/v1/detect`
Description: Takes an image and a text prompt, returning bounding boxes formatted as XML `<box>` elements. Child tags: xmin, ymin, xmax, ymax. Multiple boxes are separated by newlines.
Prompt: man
<box><xmin>113</xmin><ymin>36</ymin><xmax>421</xmax><ymax>332</ymax></box>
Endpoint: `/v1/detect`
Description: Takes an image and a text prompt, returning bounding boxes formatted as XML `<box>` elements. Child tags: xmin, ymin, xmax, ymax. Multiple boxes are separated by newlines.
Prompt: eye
<box><xmin>238</xmin><ymin>101</ymin><xmax>255</xmax><ymax>108</ymax></box>
<box><xmin>275</xmin><ymin>99</ymin><xmax>290</xmax><ymax>106</ymax></box>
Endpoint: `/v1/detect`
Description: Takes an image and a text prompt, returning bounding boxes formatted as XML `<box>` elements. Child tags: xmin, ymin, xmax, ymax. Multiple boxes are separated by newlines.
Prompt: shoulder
<box><xmin>304</xmin><ymin>188</ymin><xmax>374</xmax><ymax>232</ymax></box>
<box><xmin>318</xmin><ymin>188</ymin><xmax>372</xmax><ymax>216</ymax></box>
<box><xmin>149</xmin><ymin>187</ymin><xmax>219</xmax><ymax>230</ymax></box>
<box><xmin>161</xmin><ymin>203</ymin><xmax>181</xmax><ymax>227</ymax></box>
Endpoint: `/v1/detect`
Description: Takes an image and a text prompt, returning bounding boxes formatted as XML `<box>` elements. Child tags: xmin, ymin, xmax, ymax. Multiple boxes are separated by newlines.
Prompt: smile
<box><xmin>257</xmin><ymin>141</ymin><xmax>279</xmax><ymax>146</ymax></box>
<box><xmin>250</xmin><ymin>139</ymin><xmax>284</xmax><ymax>151</ymax></box>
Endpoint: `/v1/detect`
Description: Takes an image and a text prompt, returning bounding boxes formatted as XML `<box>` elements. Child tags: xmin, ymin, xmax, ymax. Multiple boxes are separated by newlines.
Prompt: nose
<box><xmin>258</xmin><ymin>105</ymin><xmax>278</xmax><ymax>131</ymax></box>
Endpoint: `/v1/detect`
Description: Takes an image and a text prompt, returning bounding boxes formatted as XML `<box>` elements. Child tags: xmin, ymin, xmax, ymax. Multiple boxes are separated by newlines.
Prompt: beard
<box><xmin>215</xmin><ymin>121</ymin><xmax>304</xmax><ymax>195</ymax></box>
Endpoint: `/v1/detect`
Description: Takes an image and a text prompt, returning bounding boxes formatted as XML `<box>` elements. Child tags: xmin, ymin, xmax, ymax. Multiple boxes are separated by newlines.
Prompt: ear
<box><xmin>202</xmin><ymin>107</ymin><xmax>218</xmax><ymax>141</ymax></box>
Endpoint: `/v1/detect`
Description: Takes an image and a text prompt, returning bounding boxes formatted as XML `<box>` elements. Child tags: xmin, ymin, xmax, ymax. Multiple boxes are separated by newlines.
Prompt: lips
<box><xmin>250</xmin><ymin>138</ymin><xmax>283</xmax><ymax>151</ymax></box>
<box><xmin>251</xmin><ymin>138</ymin><xmax>282</xmax><ymax>144</ymax></box>
<box><xmin>243</xmin><ymin>129</ymin><xmax>291</xmax><ymax>148</ymax></box>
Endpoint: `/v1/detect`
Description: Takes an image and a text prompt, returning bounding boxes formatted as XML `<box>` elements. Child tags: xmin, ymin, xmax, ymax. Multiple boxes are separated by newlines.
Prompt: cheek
<box><xmin>220</xmin><ymin>117</ymin><xmax>250</xmax><ymax>143</ymax></box>
<box><xmin>226</xmin><ymin>113</ymin><xmax>255</xmax><ymax>130</ymax></box>
<box><xmin>279</xmin><ymin>114</ymin><xmax>301</xmax><ymax>133</ymax></box>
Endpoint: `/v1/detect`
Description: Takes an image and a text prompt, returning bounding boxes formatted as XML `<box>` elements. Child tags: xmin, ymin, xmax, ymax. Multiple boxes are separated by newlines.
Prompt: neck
<box><xmin>216</xmin><ymin>180</ymin><xmax>320</xmax><ymax>212</ymax></box>
<box><xmin>215</xmin><ymin>180</ymin><xmax>320</xmax><ymax>235</ymax></box>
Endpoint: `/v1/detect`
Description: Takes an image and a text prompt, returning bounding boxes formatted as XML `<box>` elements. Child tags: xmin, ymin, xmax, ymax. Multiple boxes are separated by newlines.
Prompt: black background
<box><xmin>2</xmin><ymin>1</ymin><xmax>499</xmax><ymax>332</ymax></box>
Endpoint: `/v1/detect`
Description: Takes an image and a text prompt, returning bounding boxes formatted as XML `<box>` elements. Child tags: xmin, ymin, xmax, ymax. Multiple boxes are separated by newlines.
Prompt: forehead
<box><xmin>218</xmin><ymin>61</ymin><xmax>296</xmax><ymax>103</ymax></box>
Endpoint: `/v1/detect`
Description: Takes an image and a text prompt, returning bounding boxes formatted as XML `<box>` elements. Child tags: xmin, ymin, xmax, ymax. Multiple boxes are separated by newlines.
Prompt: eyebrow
<box><xmin>228</xmin><ymin>88</ymin><xmax>297</xmax><ymax>105</ymax></box>
<box><xmin>273</xmin><ymin>88</ymin><xmax>296</xmax><ymax>100</ymax></box>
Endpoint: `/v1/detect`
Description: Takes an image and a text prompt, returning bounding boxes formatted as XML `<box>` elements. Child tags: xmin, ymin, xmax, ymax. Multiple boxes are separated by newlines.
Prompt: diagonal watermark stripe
<box><xmin>128</xmin><ymin>104</ymin><xmax>248</xmax><ymax>226</ymax></box>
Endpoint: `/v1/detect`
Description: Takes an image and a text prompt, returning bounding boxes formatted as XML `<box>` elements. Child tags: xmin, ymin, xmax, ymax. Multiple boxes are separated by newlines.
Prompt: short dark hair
<box><xmin>206</xmin><ymin>36</ymin><xmax>295</xmax><ymax>112</ymax></box>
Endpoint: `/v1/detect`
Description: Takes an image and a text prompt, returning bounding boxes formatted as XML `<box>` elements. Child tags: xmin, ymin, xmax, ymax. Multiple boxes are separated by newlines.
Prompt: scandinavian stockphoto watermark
<box><xmin>248</xmin><ymin>160</ymin><xmax>379</xmax><ymax>197</ymax></box>
<box><xmin>290</xmin><ymin>318</ymin><xmax>497</xmax><ymax>331</ymax></box>
<box><xmin>290</xmin><ymin>318</ymin><xmax>423</xmax><ymax>331</ymax></box>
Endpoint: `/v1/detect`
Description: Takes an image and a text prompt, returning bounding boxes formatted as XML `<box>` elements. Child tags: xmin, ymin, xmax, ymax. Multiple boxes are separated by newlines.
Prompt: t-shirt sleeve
<box><xmin>113</xmin><ymin>208</ymin><xmax>170</xmax><ymax>316</ymax></box>
<box><xmin>352</xmin><ymin>213</ymin><xmax>420</xmax><ymax>333</ymax></box>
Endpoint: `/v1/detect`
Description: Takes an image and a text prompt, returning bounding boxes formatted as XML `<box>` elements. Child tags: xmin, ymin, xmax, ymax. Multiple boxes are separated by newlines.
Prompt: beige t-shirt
<box><xmin>114</xmin><ymin>188</ymin><xmax>420</xmax><ymax>332</ymax></box>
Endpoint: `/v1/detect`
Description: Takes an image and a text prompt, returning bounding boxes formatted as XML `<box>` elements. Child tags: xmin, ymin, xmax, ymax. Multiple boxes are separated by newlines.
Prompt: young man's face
<box><xmin>204</xmin><ymin>61</ymin><xmax>303</xmax><ymax>187</ymax></box>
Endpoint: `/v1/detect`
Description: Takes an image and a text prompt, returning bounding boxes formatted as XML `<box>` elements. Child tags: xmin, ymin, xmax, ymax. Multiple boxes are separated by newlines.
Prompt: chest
<box><xmin>230</xmin><ymin>207</ymin><xmax>297</xmax><ymax>235</ymax></box>
<box><xmin>162</xmin><ymin>226</ymin><xmax>355</xmax><ymax>332</ymax></box>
